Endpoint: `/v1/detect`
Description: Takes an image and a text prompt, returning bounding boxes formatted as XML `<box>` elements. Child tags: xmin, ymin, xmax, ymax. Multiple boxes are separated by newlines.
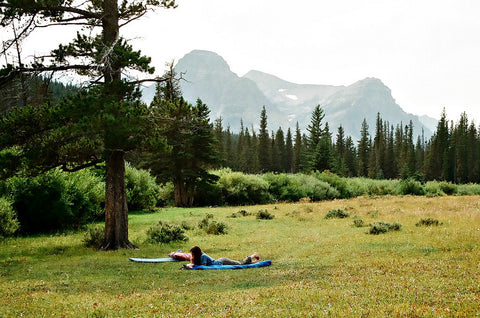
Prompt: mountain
<box><xmin>171</xmin><ymin>50</ymin><xmax>289</xmax><ymax>131</ymax></box>
<box><xmin>142</xmin><ymin>50</ymin><xmax>435</xmax><ymax>140</ymax></box>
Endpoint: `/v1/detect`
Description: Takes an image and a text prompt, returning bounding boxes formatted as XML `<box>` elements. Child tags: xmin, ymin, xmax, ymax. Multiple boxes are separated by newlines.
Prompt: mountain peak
<box><xmin>176</xmin><ymin>50</ymin><xmax>232</xmax><ymax>77</ymax></box>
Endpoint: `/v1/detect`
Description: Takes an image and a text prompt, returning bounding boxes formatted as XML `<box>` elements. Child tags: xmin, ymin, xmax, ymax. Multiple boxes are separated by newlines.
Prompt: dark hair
<box><xmin>190</xmin><ymin>246</ymin><xmax>203</xmax><ymax>265</ymax></box>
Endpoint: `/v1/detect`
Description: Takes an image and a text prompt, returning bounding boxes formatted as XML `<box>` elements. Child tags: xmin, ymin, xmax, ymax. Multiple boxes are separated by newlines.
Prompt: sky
<box><xmin>12</xmin><ymin>0</ymin><xmax>480</xmax><ymax>124</ymax></box>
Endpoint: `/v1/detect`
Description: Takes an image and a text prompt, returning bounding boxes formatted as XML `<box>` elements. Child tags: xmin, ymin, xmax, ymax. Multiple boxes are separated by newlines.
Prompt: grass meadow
<box><xmin>1</xmin><ymin>195</ymin><xmax>479</xmax><ymax>317</ymax></box>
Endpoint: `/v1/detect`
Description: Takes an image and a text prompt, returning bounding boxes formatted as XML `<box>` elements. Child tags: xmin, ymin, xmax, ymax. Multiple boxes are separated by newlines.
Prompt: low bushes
<box><xmin>82</xmin><ymin>225</ymin><xmax>105</xmax><ymax>249</ymax></box>
<box><xmin>218</xmin><ymin>169</ymin><xmax>272</xmax><ymax>205</ymax></box>
<box><xmin>263</xmin><ymin>173</ymin><xmax>339</xmax><ymax>202</ymax></box>
<box><xmin>416</xmin><ymin>218</ymin><xmax>442</xmax><ymax>227</ymax></box>
<box><xmin>368</xmin><ymin>222</ymin><xmax>402</xmax><ymax>235</ymax></box>
<box><xmin>125</xmin><ymin>163</ymin><xmax>161</xmax><ymax>212</ymax></box>
<box><xmin>256</xmin><ymin>209</ymin><xmax>275</xmax><ymax>220</ymax></box>
<box><xmin>146</xmin><ymin>221</ymin><xmax>189</xmax><ymax>243</ymax></box>
<box><xmin>324</xmin><ymin>209</ymin><xmax>349</xmax><ymax>219</ymax></box>
<box><xmin>0</xmin><ymin>197</ymin><xmax>19</xmax><ymax>237</ymax></box>
<box><xmin>2</xmin><ymin>169</ymin><xmax>104</xmax><ymax>234</ymax></box>
<box><xmin>198</xmin><ymin>214</ymin><xmax>227</xmax><ymax>235</ymax></box>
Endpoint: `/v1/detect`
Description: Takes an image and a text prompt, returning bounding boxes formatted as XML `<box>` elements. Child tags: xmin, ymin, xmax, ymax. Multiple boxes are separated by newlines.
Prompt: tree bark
<box><xmin>99</xmin><ymin>0</ymin><xmax>136</xmax><ymax>250</ymax></box>
<box><xmin>173</xmin><ymin>176</ymin><xmax>189</xmax><ymax>207</ymax></box>
<box><xmin>101</xmin><ymin>150</ymin><xmax>137</xmax><ymax>250</ymax></box>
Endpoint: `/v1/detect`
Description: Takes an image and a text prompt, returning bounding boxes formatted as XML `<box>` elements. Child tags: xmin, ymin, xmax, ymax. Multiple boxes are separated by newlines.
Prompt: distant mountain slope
<box><xmin>142</xmin><ymin>50</ymin><xmax>435</xmax><ymax>140</ymax></box>
<box><xmin>172</xmin><ymin>50</ymin><xmax>289</xmax><ymax>131</ymax></box>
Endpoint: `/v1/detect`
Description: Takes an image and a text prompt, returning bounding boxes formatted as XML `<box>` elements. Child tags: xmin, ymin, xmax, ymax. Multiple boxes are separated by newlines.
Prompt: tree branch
<box><xmin>60</xmin><ymin>158</ymin><xmax>104</xmax><ymax>172</ymax></box>
<box><xmin>0</xmin><ymin>3</ymin><xmax>102</xmax><ymax>20</ymax></box>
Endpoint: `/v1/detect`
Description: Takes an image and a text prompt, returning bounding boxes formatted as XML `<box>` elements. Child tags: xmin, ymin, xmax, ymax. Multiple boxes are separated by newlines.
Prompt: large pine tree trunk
<box><xmin>99</xmin><ymin>0</ymin><xmax>136</xmax><ymax>250</ymax></box>
<box><xmin>101</xmin><ymin>150</ymin><xmax>137</xmax><ymax>250</ymax></box>
<box><xmin>174</xmin><ymin>176</ymin><xmax>190</xmax><ymax>207</ymax></box>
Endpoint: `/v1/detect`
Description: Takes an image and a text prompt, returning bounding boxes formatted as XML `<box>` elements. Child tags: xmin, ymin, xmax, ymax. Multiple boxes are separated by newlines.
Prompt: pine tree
<box><xmin>213</xmin><ymin>117</ymin><xmax>226</xmax><ymax>166</ymax></box>
<box><xmin>292</xmin><ymin>122</ymin><xmax>302</xmax><ymax>173</ymax></box>
<box><xmin>344</xmin><ymin>136</ymin><xmax>357</xmax><ymax>177</ymax></box>
<box><xmin>334</xmin><ymin>125</ymin><xmax>347</xmax><ymax>176</ymax></box>
<box><xmin>258</xmin><ymin>106</ymin><xmax>270</xmax><ymax>172</ymax></box>
<box><xmin>285</xmin><ymin>128</ymin><xmax>293</xmax><ymax>173</ymax></box>
<box><xmin>274</xmin><ymin>127</ymin><xmax>286</xmax><ymax>172</ymax></box>
<box><xmin>0</xmin><ymin>0</ymin><xmax>177</xmax><ymax>250</ymax></box>
<box><xmin>357</xmin><ymin>119</ymin><xmax>370</xmax><ymax>177</ymax></box>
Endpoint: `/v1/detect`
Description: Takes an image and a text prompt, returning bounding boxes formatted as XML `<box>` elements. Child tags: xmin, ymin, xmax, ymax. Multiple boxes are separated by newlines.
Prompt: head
<box><xmin>190</xmin><ymin>246</ymin><xmax>203</xmax><ymax>265</ymax></box>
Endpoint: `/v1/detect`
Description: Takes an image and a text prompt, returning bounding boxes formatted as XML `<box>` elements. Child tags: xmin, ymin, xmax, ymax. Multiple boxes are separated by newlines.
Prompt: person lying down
<box><xmin>170</xmin><ymin>246</ymin><xmax>260</xmax><ymax>268</ymax></box>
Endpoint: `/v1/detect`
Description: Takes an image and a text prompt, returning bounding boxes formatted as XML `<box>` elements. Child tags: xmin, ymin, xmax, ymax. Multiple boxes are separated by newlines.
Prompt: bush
<box><xmin>324</xmin><ymin>209</ymin><xmax>349</xmax><ymax>219</ymax></box>
<box><xmin>263</xmin><ymin>173</ymin><xmax>339</xmax><ymax>202</ymax></box>
<box><xmin>314</xmin><ymin>171</ymin><xmax>353</xmax><ymax>199</ymax></box>
<box><xmin>229</xmin><ymin>210</ymin><xmax>251</xmax><ymax>218</ymax></box>
<box><xmin>198</xmin><ymin>214</ymin><xmax>214</xmax><ymax>229</ymax></box>
<box><xmin>438</xmin><ymin>181</ymin><xmax>458</xmax><ymax>195</ymax></box>
<box><xmin>125</xmin><ymin>163</ymin><xmax>160</xmax><ymax>211</ymax></box>
<box><xmin>213</xmin><ymin>169</ymin><xmax>273</xmax><ymax>205</ymax></box>
<box><xmin>457</xmin><ymin>183</ymin><xmax>480</xmax><ymax>195</ymax></box>
<box><xmin>256</xmin><ymin>209</ymin><xmax>274</xmax><ymax>220</ymax></box>
<box><xmin>217</xmin><ymin>169</ymin><xmax>272</xmax><ymax>205</ymax></box>
<box><xmin>397</xmin><ymin>178</ymin><xmax>425</xmax><ymax>195</ymax></box>
<box><xmin>205</xmin><ymin>221</ymin><xmax>227</xmax><ymax>235</ymax></box>
<box><xmin>416</xmin><ymin>218</ymin><xmax>442</xmax><ymax>227</ymax></box>
<box><xmin>0</xmin><ymin>197</ymin><xmax>19</xmax><ymax>237</ymax></box>
<box><xmin>198</xmin><ymin>214</ymin><xmax>227</xmax><ymax>234</ymax></box>
<box><xmin>3</xmin><ymin>169</ymin><xmax>104</xmax><ymax>234</ymax></box>
<box><xmin>157</xmin><ymin>182</ymin><xmax>175</xmax><ymax>206</ymax></box>
<box><xmin>146</xmin><ymin>221</ymin><xmax>188</xmax><ymax>243</ymax></box>
<box><xmin>193</xmin><ymin>181</ymin><xmax>224</xmax><ymax>207</ymax></box>
<box><xmin>368</xmin><ymin>222</ymin><xmax>402</xmax><ymax>235</ymax></box>
<box><xmin>353</xmin><ymin>218</ymin><xmax>365</xmax><ymax>227</ymax></box>
<box><xmin>82</xmin><ymin>225</ymin><xmax>105</xmax><ymax>249</ymax></box>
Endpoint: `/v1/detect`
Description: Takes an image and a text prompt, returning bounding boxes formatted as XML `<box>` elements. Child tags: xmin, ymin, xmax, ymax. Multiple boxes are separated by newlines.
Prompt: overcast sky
<box><xmin>124</xmin><ymin>0</ymin><xmax>480</xmax><ymax>124</ymax></box>
<box><xmin>15</xmin><ymin>0</ymin><xmax>480</xmax><ymax>124</ymax></box>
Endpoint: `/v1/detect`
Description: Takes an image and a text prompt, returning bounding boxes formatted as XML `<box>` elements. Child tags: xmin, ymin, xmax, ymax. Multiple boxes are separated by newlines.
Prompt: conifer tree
<box><xmin>292</xmin><ymin>122</ymin><xmax>302</xmax><ymax>173</ymax></box>
<box><xmin>344</xmin><ymin>136</ymin><xmax>357</xmax><ymax>177</ymax></box>
<box><xmin>334</xmin><ymin>125</ymin><xmax>347</xmax><ymax>176</ymax></box>
<box><xmin>274</xmin><ymin>127</ymin><xmax>286</xmax><ymax>172</ymax></box>
<box><xmin>285</xmin><ymin>128</ymin><xmax>293</xmax><ymax>173</ymax></box>
<box><xmin>357</xmin><ymin>119</ymin><xmax>370</xmax><ymax>177</ymax></box>
<box><xmin>0</xmin><ymin>0</ymin><xmax>177</xmax><ymax>249</ymax></box>
<box><xmin>258</xmin><ymin>106</ymin><xmax>270</xmax><ymax>172</ymax></box>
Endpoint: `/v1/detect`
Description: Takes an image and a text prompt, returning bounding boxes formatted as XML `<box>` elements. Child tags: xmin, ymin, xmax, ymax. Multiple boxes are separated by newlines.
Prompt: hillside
<box><xmin>143</xmin><ymin>50</ymin><xmax>435</xmax><ymax>140</ymax></box>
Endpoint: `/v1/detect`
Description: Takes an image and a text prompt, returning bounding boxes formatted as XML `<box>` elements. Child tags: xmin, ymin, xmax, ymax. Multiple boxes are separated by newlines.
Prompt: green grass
<box><xmin>1</xmin><ymin>196</ymin><xmax>480</xmax><ymax>317</ymax></box>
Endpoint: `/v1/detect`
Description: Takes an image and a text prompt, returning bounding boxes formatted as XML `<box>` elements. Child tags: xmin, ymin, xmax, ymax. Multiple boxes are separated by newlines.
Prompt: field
<box><xmin>1</xmin><ymin>195</ymin><xmax>479</xmax><ymax>317</ymax></box>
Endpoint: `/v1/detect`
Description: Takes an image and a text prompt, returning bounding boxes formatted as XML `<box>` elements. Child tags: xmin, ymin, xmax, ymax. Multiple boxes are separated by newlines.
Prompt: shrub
<box><xmin>314</xmin><ymin>171</ymin><xmax>353</xmax><ymax>199</ymax></box>
<box><xmin>125</xmin><ymin>163</ymin><xmax>160</xmax><ymax>211</ymax></box>
<box><xmin>416</xmin><ymin>218</ymin><xmax>442</xmax><ymax>227</ymax></box>
<box><xmin>4</xmin><ymin>169</ymin><xmax>104</xmax><ymax>234</ymax></box>
<box><xmin>324</xmin><ymin>209</ymin><xmax>349</xmax><ymax>219</ymax></box>
<box><xmin>205</xmin><ymin>221</ymin><xmax>227</xmax><ymax>235</ymax></box>
<box><xmin>157</xmin><ymin>182</ymin><xmax>175</xmax><ymax>206</ymax></box>
<box><xmin>457</xmin><ymin>183</ymin><xmax>480</xmax><ymax>195</ymax></box>
<box><xmin>438</xmin><ymin>181</ymin><xmax>458</xmax><ymax>195</ymax></box>
<box><xmin>217</xmin><ymin>169</ymin><xmax>272</xmax><ymax>205</ymax></box>
<box><xmin>83</xmin><ymin>225</ymin><xmax>105</xmax><ymax>249</ymax></box>
<box><xmin>368</xmin><ymin>222</ymin><xmax>402</xmax><ymax>235</ymax></box>
<box><xmin>193</xmin><ymin>181</ymin><xmax>224</xmax><ymax>207</ymax></box>
<box><xmin>353</xmin><ymin>218</ymin><xmax>365</xmax><ymax>227</ymax></box>
<box><xmin>263</xmin><ymin>173</ymin><xmax>339</xmax><ymax>202</ymax></box>
<box><xmin>146</xmin><ymin>221</ymin><xmax>188</xmax><ymax>243</ymax></box>
<box><xmin>229</xmin><ymin>210</ymin><xmax>250</xmax><ymax>218</ymax></box>
<box><xmin>0</xmin><ymin>197</ymin><xmax>19</xmax><ymax>237</ymax></box>
<box><xmin>256</xmin><ymin>209</ymin><xmax>274</xmax><ymax>220</ymax></box>
<box><xmin>198</xmin><ymin>214</ymin><xmax>214</xmax><ymax>229</ymax></box>
<box><xmin>397</xmin><ymin>178</ymin><xmax>425</xmax><ymax>195</ymax></box>
<box><xmin>198</xmin><ymin>214</ymin><xmax>227</xmax><ymax>234</ymax></box>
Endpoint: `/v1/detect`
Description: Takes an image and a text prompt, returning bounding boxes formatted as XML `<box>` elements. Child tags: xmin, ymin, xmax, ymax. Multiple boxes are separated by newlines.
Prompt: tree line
<box><xmin>213</xmin><ymin>105</ymin><xmax>480</xmax><ymax>184</ymax></box>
